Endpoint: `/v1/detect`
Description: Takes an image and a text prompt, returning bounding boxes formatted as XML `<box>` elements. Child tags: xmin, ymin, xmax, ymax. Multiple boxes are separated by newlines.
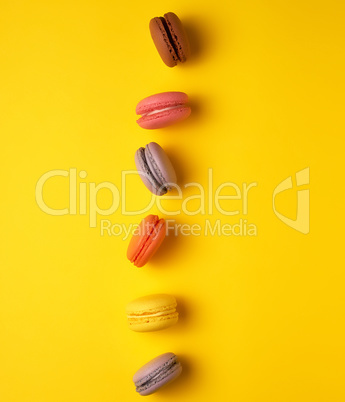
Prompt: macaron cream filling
<box><xmin>159</xmin><ymin>15</ymin><xmax>182</xmax><ymax>61</ymax></box>
<box><xmin>127</xmin><ymin>306</ymin><xmax>177</xmax><ymax>321</ymax></box>
<box><xmin>127</xmin><ymin>297</ymin><xmax>178</xmax><ymax>327</ymax></box>
<box><xmin>137</xmin><ymin>147</ymin><xmax>168</xmax><ymax>195</ymax></box>
<box><xmin>136</xmin><ymin>92</ymin><xmax>190</xmax><ymax>129</ymax></box>
<box><xmin>137</xmin><ymin>144</ymin><xmax>174</xmax><ymax>195</ymax></box>
<box><xmin>164</xmin><ymin>14</ymin><xmax>187</xmax><ymax>62</ymax></box>
<box><xmin>127</xmin><ymin>295</ymin><xmax>178</xmax><ymax>332</ymax></box>
<box><xmin>158</xmin><ymin>16</ymin><xmax>180</xmax><ymax>62</ymax></box>
<box><xmin>130</xmin><ymin>216</ymin><xmax>162</xmax><ymax>265</ymax></box>
<box><xmin>130</xmin><ymin>307</ymin><xmax>177</xmax><ymax>318</ymax></box>
<box><xmin>145</xmin><ymin>145</ymin><xmax>171</xmax><ymax>191</ymax></box>
<box><xmin>128</xmin><ymin>312</ymin><xmax>179</xmax><ymax>325</ymax></box>
<box><xmin>143</xmin><ymin>105</ymin><xmax>185</xmax><ymax>117</ymax></box>
<box><xmin>135</xmin><ymin>355</ymin><xmax>180</xmax><ymax>391</ymax></box>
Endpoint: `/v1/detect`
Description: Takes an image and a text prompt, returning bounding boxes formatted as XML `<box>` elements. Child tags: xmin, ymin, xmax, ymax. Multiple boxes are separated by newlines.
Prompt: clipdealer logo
<box><xmin>35</xmin><ymin>168</ymin><xmax>258</xmax><ymax>237</ymax></box>
<box><xmin>272</xmin><ymin>167</ymin><xmax>310</xmax><ymax>234</ymax></box>
<box><xmin>35</xmin><ymin>167</ymin><xmax>310</xmax><ymax>237</ymax></box>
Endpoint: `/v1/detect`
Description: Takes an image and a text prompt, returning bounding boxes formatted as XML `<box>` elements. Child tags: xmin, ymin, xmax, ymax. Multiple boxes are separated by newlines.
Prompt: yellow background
<box><xmin>1</xmin><ymin>0</ymin><xmax>345</xmax><ymax>401</ymax></box>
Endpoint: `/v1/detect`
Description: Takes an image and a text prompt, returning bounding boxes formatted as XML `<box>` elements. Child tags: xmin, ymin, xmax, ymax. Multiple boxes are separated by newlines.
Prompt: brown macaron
<box><xmin>149</xmin><ymin>12</ymin><xmax>190</xmax><ymax>67</ymax></box>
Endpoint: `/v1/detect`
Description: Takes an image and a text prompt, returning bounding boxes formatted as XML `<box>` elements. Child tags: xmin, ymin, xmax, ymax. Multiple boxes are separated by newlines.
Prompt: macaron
<box><xmin>149</xmin><ymin>12</ymin><xmax>190</xmax><ymax>67</ymax></box>
<box><xmin>136</xmin><ymin>92</ymin><xmax>191</xmax><ymax>129</ymax></box>
<box><xmin>133</xmin><ymin>353</ymin><xmax>182</xmax><ymax>396</ymax></box>
<box><xmin>127</xmin><ymin>215</ymin><xmax>166</xmax><ymax>267</ymax></box>
<box><xmin>126</xmin><ymin>294</ymin><xmax>178</xmax><ymax>332</ymax></box>
<box><xmin>135</xmin><ymin>142</ymin><xmax>177</xmax><ymax>196</ymax></box>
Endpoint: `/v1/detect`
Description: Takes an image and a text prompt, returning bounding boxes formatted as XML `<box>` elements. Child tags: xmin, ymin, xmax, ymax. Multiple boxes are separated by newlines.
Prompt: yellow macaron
<box><xmin>126</xmin><ymin>294</ymin><xmax>178</xmax><ymax>332</ymax></box>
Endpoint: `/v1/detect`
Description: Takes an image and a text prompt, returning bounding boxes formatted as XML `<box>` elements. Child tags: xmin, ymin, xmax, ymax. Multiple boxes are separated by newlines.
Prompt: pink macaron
<box><xmin>136</xmin><ymin>92</ymin><xmax>191</xmax><ymax>129</ymax></box>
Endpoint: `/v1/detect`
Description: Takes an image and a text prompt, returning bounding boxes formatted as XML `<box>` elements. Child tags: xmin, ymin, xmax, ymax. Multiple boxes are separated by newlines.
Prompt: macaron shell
<box><xmin>134</xmin><ymin>219</ymin><xmax>166</xmax><ymax>267</ymax></box>
<box><xmin>149</xmin><ymin>17</ymin><xmax>178</xmax><ymax>67</ymax></box>
<box><xmin>146</xmin><ymin>142</ymin><xmax>177</xmax><ymax>189</ymax></box>
<box><xmin>126</xmin><ymin>215</ymin><xmax>159</xmax><ymax>265</ymax></box>
<box><xmin>126</xmin><ymin>294</ymin><xmax>177</xmax><ymax>315</ymax></box>
<box><xmin>137</xmin><ymin>106</ymin><xmax>191</xmax><ymax>129</ymax></box>
<box><xmin>134</xmin><ymin>149</ymin><xmax>167</xmax><ymax>196</ymax></box>
<box><xmin>128</xmin><ymin>312</ymin><xmax>178</xmax><ymax>332</ymax></box>
<box><xmin>136</xmin><ymin>92</ymin><xmax>189</xmax><ymax>115</ymax></box>
<box><xmin>164</xmin><ymin>12</ymin><xmax>190</xmax><ymax>62</ymax></box>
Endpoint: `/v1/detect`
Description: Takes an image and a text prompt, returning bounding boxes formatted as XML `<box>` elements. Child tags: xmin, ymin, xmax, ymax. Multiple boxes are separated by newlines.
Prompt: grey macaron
<box><xmin>133</xmin><ymin>353</ymin><xmax>182</xmax><ymax>396</ymax></box>
<box><xmin>135</xmin><ymin>142</ymin><xmax>177</xmax><ymax>196</ymax></box>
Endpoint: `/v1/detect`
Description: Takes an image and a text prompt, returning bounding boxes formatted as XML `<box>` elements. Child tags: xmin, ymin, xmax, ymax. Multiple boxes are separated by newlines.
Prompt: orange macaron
<box><xmin>127</xmin><ymin>215</ymin><xmax>166</xmax><ymax>267</ymax></box>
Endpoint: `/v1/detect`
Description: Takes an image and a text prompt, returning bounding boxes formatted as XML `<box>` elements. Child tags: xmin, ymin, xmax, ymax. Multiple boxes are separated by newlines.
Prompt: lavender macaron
<box><xmin>133</xmin><ymin>353</ymin><xmax>182</xmax><ymax>396</ymax></box>
<box><xmin>135</xmin><ymin>142</ymin><xmax>177</xmax><ymax>196</ymax></box>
